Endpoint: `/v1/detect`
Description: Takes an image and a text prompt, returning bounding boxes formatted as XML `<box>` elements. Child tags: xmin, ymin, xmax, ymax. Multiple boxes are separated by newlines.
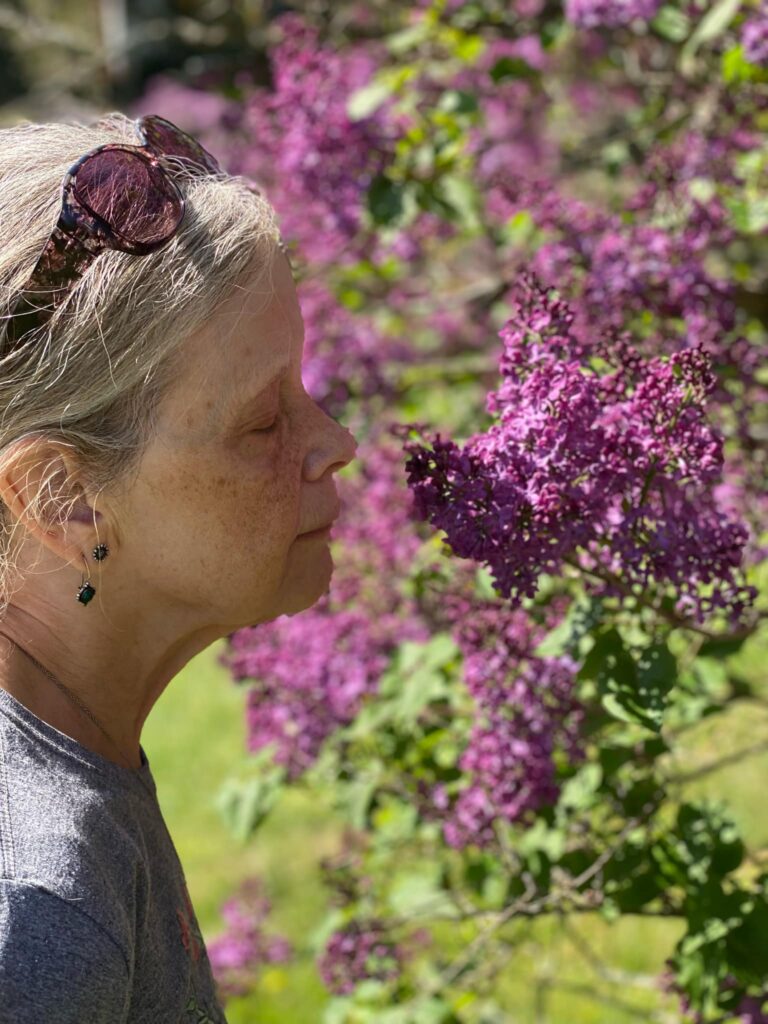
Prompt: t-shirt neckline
<box><xmin>0</xmin><ymin>685</ymin><xmax>156</xmax><ymax>796</ymax></box>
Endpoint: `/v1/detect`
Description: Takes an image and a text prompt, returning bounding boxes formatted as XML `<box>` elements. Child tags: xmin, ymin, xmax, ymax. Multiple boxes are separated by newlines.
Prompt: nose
<box><xmin>303</xmin><ymin>404</ymin><xmax>358</xmax><ymax>481</ymax></box>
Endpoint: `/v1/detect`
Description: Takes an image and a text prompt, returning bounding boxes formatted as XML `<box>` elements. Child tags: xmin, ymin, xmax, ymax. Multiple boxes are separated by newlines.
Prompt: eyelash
<box><xmin>252</xmin><ymin>416</ymin><xmax>279</xmax><ymax>434</ymax></box>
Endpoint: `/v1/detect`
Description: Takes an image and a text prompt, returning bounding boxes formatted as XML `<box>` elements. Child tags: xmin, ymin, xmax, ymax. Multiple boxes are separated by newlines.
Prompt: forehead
<box><xmin>164</xmin><ymin>250</ymin><xmax>301</xmax><ymax>429</ymax></box>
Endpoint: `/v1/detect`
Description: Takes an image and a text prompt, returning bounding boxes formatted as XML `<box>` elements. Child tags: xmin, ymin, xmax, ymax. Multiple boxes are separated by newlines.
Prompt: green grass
<box><xmin>142</xmin><ymin>630</ymin><xmax>768</xmax><ymax>1023</ymax></box>
<box><xmin>142</xmin><ymin>639</ymin><xmax>338</xmax><ymax>1022</ymax></box>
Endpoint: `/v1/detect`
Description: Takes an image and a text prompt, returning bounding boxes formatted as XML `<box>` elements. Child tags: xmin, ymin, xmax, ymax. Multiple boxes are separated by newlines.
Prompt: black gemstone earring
<box><xmin>75</xmin><ymin>557</ymin><xmax>97</xmax><ymax>602</ymax></box>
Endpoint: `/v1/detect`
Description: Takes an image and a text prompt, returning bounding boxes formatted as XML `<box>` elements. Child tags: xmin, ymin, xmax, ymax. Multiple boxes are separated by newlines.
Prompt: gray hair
<box><xmin>0</xmin><ymin>111</ymin><xmax>282</xmax><ymax>614</ymax></box>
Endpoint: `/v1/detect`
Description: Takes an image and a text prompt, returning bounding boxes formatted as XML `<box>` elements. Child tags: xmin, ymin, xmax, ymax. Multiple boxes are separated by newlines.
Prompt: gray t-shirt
<box><xmin>0</xmin><ymin>686</ymin><xmax>228</xmax><ymax>1023</ymax></box>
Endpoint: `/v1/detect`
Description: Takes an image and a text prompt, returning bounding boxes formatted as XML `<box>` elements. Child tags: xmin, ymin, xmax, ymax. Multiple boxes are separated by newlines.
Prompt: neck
<box><xmin>0</xmin><ymin>551</ymin><xmax>240</xmax><ymax>772</ymax></box>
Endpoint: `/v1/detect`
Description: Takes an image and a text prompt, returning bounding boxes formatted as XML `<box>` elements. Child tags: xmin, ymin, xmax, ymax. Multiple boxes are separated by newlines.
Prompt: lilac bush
<box><xmin>225</xmin><ymin>14</ymin><xmax>398</xmax><ymax>266</ymax></box>
<box><xmin>435</xmin><ymin>600</ymin><xmax>583</xmax><ymax>849</ymax></box>
<box><xmin>564</xmin><ymin>0</ymin><xmax>663</xmax><ymax>28</ymax></box>
<box><xmin>317</xmin><ymin>920</ymin><xmax>403</xmax><ymax>996</ymax></box>
<box><xmin>207</xmin><ymin>877</ymin><xmax>293</xmax><ymax>1002</ymax></box>
<box><xmin>129</xmin><ymin>3</ymin><xmax>768</xmax><ymax>1018</ymax></box>
<box><xmin>404</xmin><ymin>274</ymin><xmax>756</xmax><ymax>626</ymax></box>
<box><xmin>742</xmin><ymin>2</ymin><xmax>768</xmax><ymax>65</ymax></box>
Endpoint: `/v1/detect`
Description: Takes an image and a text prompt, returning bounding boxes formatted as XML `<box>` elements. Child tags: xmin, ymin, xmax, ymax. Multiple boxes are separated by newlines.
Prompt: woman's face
<box><xmin>114</xmin><ymin>248</ymin><xmax>358</xmax><ymax>631</ymax></box>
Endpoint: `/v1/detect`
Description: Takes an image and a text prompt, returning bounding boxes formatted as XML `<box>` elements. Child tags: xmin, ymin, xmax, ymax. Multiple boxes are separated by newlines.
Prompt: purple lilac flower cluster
<box><xmin>218</xmin><ymin>430</ymin><xmax>430</xmax><ymax>778</ymax></box>
<box><xmin>433</xmin><ymin>598</ymin><xmax>583</xmax><ymax>849</ymax></box>
<box><xmin>483</xmin><ymin>143</ymin><xmax>767</xmax><ymax>554</ymax></box>
<box><xmin>222</xmin><ymin>14</ymin><xmax>396</xmax><ymax>266</ymax></box>
<box><xmin>403</xmin><ymin>274</ymin><xmax>757</xmax><ymax>627</ymax></box>
<box><xmin>453</xmin><ymin>36</ymin><xmax>557</xmax><ymax>186</ymax></box>
<box><xmin>742</xmin><ymin>2</ymin><xmax>768</xmax><ymax>65</ymax></box>
<box><xmin>317</xmin><ymin>919</ymin><xmax>403</xmax><ymax>995</ymax></box>
<box><xmin>488</xmin><ymin>173</ymin><xmax>738</xmax><ymax>353</ymax></box>
<box><xmin>298</xmin><ymin>278</ymin><xmax>413</xmax><ymax>417</ymax></box>
<box><xmin>224</xmin><ymin>606</ymin><xmax>408</xmax><ymax>779</ymax></box>
<box><xmin>565</xmin><ymin>0</ymin><xmax>662</xmax><ymax>28</ymax></box>
<box><xmin>207</xmin><ymin>877</ymin><xmax>293</xmax><ymax>1003</ymax></box>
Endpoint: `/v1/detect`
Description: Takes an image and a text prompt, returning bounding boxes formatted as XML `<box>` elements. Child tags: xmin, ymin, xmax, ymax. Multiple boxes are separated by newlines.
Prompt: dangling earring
<box><xmin>77</xmin><ymin>557</ymin><xmax>96</xmax><ymax>602</ymax></box>
<box><xmin>76</xmin><ymin>543</ymin><xmax>109</xmax><ymax>605</ymax></box>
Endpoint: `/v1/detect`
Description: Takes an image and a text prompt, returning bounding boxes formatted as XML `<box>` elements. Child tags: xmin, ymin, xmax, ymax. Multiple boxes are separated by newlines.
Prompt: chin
<box><xmin>279</xmin><ymin>563</ymin><xmax>334</xmax><ymax>618</ymax></box>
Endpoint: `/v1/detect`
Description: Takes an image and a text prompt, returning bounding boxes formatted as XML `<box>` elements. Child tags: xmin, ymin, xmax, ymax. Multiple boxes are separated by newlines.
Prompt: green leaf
<box><xmin>534</xmin><ymin>593</ymin><xmax>605</xmax><ymax>658</ymax></box>
<box><xmin>680</xmin><ymin>0</ymin><xmax>742</xmax><ymax>74</ymax></box>
<box><xmin>651</xmin><ymin>5</ymin><xmax>691</xmax><ymax>42</ymax></box>
<box><xmin>372</xmin><ymin>794</ymin><xmax>419</xmax><ymax>842</ymax></box>
<box><xmin>347</xmin><ymin>80</ymin><xmax>395</xmax><ymax>121</ymax></box>
<box><xmin>582</xmin><ymin>630</ymin><xmax>676</xmax><ymax>733</ymax></box>
<box><xmin>489</xmin><ymin>56</ymin><xmax>539</xmax><ymax>83</ymax></box>
<box><xmin>500</xmin><ymin>208</ymin><xmax>536</xmax><ymax>248</ymax></box>
<box><xmin>387</xmin><ymin>863</ymin><xmax>458</xmax><ymax>918</ymax></box>
<box><xmin>518</xmin><ymin>818</ymin><xmax>567</xmax><ymax>861</ymax></box>
<box><xmin>439</xmin><ymin>174</ymin><xmax>481</xmax><ymax>229</ymax></box>
<box><xmin>726</xmin><ymin>899</ymin><xmax>768</xmax><ymax>979</ymax></box>
<box><xmin>214</xmin><ymin>757</ymin><xmax>286</xmax><ymax>842</ymax></box>
<box><xmin>697</xmin><ymin>633</ymin><xmax>749</xmax><ymax>658</ymax></box>
<box><xmin>559</xmin><ymin>763</ymin><xmax>603</xmax><ymax>811</ymax></box>
<box><xmin>654</xmin><ymin>803</ymin><xmax>745</xmax><ymax>890</ymax></box>
<box><xmin>722</xmin><ymin>44</ymin><xmax>758</xmax><ymax>81</ymax></box>
<box><xmin>725</xmin><ymin>191</ymin><xmax>768</xmax><ymax>234</ymax></box>
<box><xmin>387</xmin><ymin>22</ymin><xmax>432</xmax><ymax>55</ymax></box>
<box><xmin>344</xmin><ymin>771</ymin><xmax>384</xmax><ymax>830</ymax></box>
<box><xmin>368</xmin><ymin>174</ymin><xmax>406</xmax><ymax>226</ymax></box>
<box><xmin>437</xmin><ymin>89</ymin><xmax>479</xmax><ymax>115</ymax></box>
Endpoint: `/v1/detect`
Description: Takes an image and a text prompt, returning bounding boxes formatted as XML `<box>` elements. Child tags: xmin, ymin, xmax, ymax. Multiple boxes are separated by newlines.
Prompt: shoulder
<box><xmin>0</xmin><ymin>878</ymin><xmax>131</xmax><ymax>1023</ymax></box>
<box><xmin>0</xmin><ymin>710</ymin><xmax>151</xmax><ymax>958</ymax></box>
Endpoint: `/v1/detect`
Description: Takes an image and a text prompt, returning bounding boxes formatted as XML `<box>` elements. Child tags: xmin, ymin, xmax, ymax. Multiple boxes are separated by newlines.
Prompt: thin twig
<box><xmin>665</xmin><ymin>736</ymin><xmax>768</xmax><ymax>786</ymax></box>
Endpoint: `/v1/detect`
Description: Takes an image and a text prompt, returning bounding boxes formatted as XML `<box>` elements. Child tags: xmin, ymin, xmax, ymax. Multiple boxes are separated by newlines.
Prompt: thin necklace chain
<box><xmin>0</xmin><ymin>632</ymin><xmax>155</xmax><ymax>798</ymax></box>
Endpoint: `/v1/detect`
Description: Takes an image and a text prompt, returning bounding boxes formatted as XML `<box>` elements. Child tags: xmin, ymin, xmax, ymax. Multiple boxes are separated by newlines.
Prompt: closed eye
<box><xmin>252</xmin><ymin>416</ymin><xmax>279</xmax><ymax>433</ymax></box>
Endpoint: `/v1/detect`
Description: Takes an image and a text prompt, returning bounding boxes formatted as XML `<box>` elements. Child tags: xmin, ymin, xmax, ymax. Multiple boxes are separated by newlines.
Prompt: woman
<box><xmin>0</xmin><ymin>112</ymin><xmax>357</xmax><ymax>1022</ymax></box>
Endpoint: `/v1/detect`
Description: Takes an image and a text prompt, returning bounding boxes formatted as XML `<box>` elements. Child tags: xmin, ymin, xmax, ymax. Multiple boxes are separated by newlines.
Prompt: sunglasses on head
<box><xmin>2</xmin><ymin>114</ymin><xmax>275</xmax><ymax>353</ymax></box>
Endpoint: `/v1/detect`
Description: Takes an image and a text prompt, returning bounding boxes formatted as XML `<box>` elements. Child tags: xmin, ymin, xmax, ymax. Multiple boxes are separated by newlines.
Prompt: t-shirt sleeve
<box><xmin>0</xmin><ymin>879</ymin><xmax>131</xmax><ymax>1024</ymax></box>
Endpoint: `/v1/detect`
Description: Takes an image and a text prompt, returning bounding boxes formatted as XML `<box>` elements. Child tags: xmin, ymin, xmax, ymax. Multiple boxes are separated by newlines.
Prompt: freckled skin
<box><xmin>118</xmin><ymin>248</ymin><xmax>360</xmax><ymax>626</ymax></box>
<box><xmin>0</xmin><ymin>247</ymin><xmax>358</xmax><ymax>767</ymax></box>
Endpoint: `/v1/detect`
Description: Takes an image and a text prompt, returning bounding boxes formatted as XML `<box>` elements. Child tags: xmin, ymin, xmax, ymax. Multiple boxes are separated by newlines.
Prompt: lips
<box><xmin>300</xmin><ymin>504</ymin><xmax>341</xmax><ymax>536</ymax></box>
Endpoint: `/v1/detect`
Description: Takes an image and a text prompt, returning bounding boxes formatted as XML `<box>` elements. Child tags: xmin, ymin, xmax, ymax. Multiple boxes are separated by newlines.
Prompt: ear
<box><xmin>0</xmin><ymin>436</ymin><xmax>106</xmax><ymax>568</ymax></box>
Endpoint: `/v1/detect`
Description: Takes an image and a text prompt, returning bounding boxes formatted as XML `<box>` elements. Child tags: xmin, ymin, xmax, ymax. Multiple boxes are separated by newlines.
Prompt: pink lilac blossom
<box><xmin>565</xmin><ymin>0</ymin><xmax>663</xmax><ymax>28</ymax></box>
<box><xmin>432</xmin><ymin>599</ymin><xmax>583</xmax><ymax>849</ymax></box>
<box><xmin>403</xmin><ymin>274</ymin><xmax>757</xmax><ymax>627</ymax></box>
<box><xmin>224</xmin><ymin>14</ymin><xmax>396</xmax><ymax>265</ymax></box>
<box><xmin>483</xmin><ymin>166</ymin><xmax>767</xmax><ymax>550</ymax></box>
<box><xmin>208</xmin><ymin>877</ymin><xmax>293</xmax><ymax>1002</ymax></box>
<box><xmin>297</xmin><ymin>279</ymin><xmax>413</xmax><ymax>417</ymax></box>
<box><xmin>317</xmin><ymin>920</ymin><xmax>403</xmax><ymax>995</ymax></box>
<box><xmin>487</xmin><ymin>174</ymin><xmax>737</xmax><ymax>352</ymax></box>
<box><xmin>453</xmin><ymin>37</ymin><xmax>557</xmax><ymax>186</ymax></box>
<box><xmin>742</xmin><ymin>2</ymin><xmax>768</xmax><ymax>65</ymax></box>
<box><xmin>225</xmin><ymin>605</ymin><xmax>417</xmax><ymax>779</ymax></box>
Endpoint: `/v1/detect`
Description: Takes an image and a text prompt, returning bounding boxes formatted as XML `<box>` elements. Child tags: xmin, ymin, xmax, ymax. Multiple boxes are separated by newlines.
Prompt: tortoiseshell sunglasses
<box><xmin>2</xmin><ymin>114</ymin><xmax>262</xmax><ymax>352</ymax></box>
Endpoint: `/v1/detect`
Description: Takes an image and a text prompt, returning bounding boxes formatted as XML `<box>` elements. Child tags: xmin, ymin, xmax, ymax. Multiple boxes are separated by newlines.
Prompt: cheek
<box><xmin>132</xmin><ymin>434</ymin><xmax>304</xmax><ymax>570</ymax></box>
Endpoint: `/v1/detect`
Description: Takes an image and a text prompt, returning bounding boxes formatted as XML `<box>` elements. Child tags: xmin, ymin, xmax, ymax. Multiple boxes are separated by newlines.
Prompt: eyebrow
<box><xmin>234</xmin><ymin>363</ymin><xmax>290</xmax><ymax>408</ymax></box>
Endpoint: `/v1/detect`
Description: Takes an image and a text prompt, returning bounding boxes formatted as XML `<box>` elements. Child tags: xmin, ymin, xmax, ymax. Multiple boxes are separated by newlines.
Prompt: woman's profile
<box><xmin>0</xmin><ymin>111</ymin><xmax>357</xmax><ymax>1022</ymax></box>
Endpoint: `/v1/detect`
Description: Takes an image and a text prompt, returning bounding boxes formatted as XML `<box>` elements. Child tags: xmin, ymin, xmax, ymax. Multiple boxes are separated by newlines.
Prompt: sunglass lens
<box><xmin>141</xmin><ymin>116</ymin><xmax>221</xmax><ymax>174</ymax></box>
<box><xmin>74</xmin><ymin>150</ymin><xmax>183</xmax><ymax>245</ymax></box>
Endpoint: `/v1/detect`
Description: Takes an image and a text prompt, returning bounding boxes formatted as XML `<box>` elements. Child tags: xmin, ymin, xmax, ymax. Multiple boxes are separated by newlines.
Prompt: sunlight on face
<box><xmin>117</xmin><ymin>248</ymin><xmax>358</xmax><ymax>631</ymax></box>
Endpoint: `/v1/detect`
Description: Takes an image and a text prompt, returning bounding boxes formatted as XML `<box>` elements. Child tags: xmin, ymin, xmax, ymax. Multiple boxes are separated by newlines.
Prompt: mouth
<box><xmin>297</xmin><ymin>524</ymin><xmax>334</xmax><ymax>539</ymax></box>
<box><xmin>297</xmin><ymin>503</ymin><xmax>342</xmax><ymax>538</ymax></box>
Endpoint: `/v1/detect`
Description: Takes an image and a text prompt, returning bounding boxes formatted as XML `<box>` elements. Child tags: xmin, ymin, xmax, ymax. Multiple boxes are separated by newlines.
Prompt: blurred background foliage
<box><xmin>2</xmin><ymin>2</ymin><xmax>768</xmax><ymax>1022</ymax></box>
